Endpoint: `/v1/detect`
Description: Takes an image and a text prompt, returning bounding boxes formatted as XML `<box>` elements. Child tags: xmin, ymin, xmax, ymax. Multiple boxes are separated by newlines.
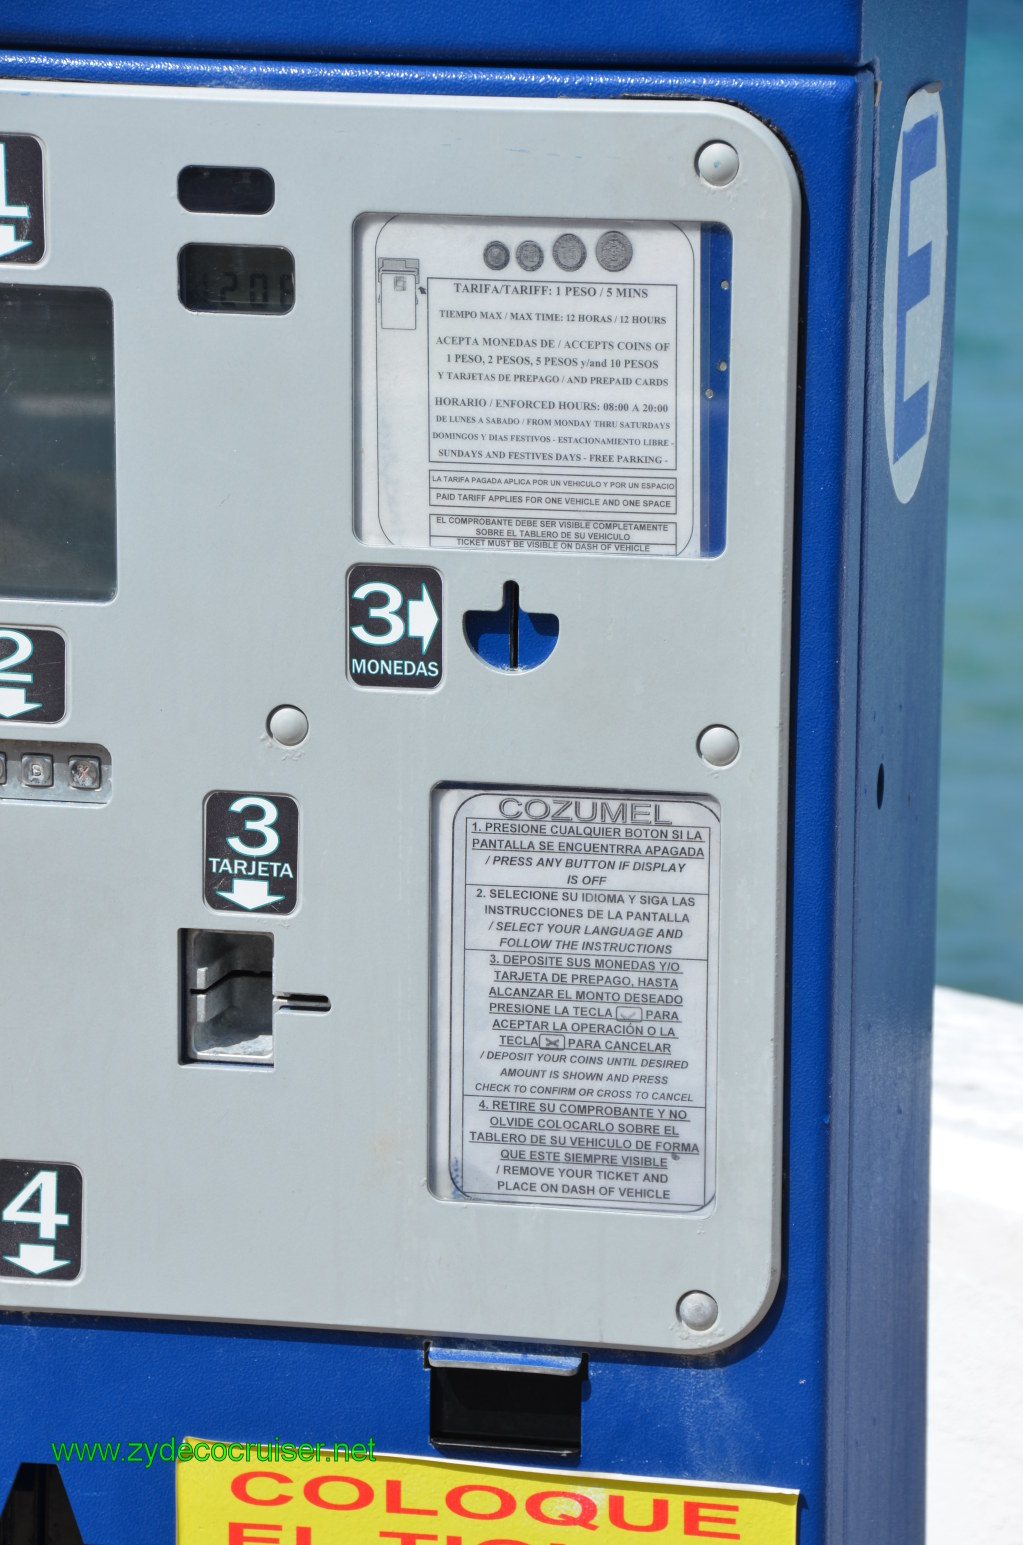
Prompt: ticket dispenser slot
<box><xmin>427</xmin><ymin>1346</ymin><xmax>585</xmax><ymax>1456</ymax></box>
<box><xmin>0</xmin><ymin>84</ymin><xmax>798</xmax><ymax>1359</ymax></box>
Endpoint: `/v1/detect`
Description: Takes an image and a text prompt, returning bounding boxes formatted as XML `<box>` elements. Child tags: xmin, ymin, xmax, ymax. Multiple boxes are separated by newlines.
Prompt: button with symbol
<box><xmin>69</xmin><ymin>756</ymin><xmax>101</xmax><ymax>790</ymax></box>
<box><xmin>21</xmin><ymin>753</ymin><xmax>53</xmax><ymax>787</ymax></box>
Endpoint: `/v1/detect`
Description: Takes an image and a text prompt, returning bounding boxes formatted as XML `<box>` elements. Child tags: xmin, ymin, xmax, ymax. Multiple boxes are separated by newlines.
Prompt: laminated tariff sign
<box><xmin>175</xmin><ymin>1447</ymin><xmax>798</xmax><ymax>1544</ymax></box>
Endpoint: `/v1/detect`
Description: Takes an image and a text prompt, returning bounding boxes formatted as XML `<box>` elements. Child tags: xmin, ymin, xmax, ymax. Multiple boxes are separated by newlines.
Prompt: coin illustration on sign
<box><xmin>347</xmin><ymin>565</ymin><xmax>443</xmax><ymax>690</ymax></box>
<box><xmin>204</xmin><ymin>791</ymin><xmax>299</xmax><ymax>914</ymax></box>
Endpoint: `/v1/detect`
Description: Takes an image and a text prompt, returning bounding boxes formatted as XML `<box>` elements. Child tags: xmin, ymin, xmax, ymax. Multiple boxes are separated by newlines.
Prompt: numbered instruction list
<box><xmin>444</xmin><ymin>791</ymin><xmax>718</xmax><ymax>1211</ymax></box>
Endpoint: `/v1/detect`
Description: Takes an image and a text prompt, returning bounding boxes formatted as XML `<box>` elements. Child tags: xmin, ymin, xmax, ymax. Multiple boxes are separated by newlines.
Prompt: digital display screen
<box><xmin>178</xmin><ymin>245</ymin><xmax>295</xmax><ymax>315</ymax></box>
<box><xmin>0</xmin><ymin>285</ymin><xmax>116</xmax><ymax>601</ymax></box>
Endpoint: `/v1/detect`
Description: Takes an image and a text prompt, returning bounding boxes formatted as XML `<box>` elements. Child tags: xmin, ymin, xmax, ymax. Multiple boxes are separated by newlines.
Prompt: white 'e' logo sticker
<box><xmin>883</xmin><ymin>85</ymin><xmax>948</xmax><ymax>504</ymax></box>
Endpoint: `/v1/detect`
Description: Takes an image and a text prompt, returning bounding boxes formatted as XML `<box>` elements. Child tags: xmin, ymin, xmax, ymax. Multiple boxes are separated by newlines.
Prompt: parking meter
<box><xmin>0</xmin><ymin>2</ymin><xmax>966</xmax><ymax>1542</ymax></box>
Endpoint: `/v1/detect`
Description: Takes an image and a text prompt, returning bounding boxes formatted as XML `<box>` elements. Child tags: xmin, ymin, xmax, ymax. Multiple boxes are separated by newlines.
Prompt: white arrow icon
<box><xmin>0</xmin><ymin>143</ymin><xmax>30</xmax><ymax>258</ymax></box>
<box><xmin>407</xmin><ymin>585</ymin><xmax>439</xmax><ymax>653</ymax></box>
<box><xmin>216</xmin><ymin>877</ymin><xmax>284</xmax><ymax>911</ymax></box>
<box><xmin>3</xmin><ymin>1242</ymin><xmax>69</xmax><ymax>1276</ymax></box>
<box><xmin>0</xmin><ymin>685</ymin><xmax>41</xmax><ymax>718</ymax></box>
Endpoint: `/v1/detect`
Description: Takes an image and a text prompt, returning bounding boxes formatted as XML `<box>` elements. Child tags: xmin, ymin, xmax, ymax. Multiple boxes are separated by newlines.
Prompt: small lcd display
<box><xmin>0</xmin><ymin>285</ymin><xmax>116</xmax><ymax>602</ymax></box>
<box><xmin>178</xmin><ymin>244</ymin><xmax>295</xmax><ymax>314</ymax></box>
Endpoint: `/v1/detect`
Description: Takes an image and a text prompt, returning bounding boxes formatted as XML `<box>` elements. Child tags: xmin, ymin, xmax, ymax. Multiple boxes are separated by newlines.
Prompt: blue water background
<box><xmin>936</xmin><ymin>0</ymin><xmax>1023</xmax><ymax>1000</ymax></box>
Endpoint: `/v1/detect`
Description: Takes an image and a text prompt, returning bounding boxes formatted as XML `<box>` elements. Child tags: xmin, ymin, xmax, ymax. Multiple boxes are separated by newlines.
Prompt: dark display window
<box><xmin>0</xmin><ymin>285</ymin><xmax>116</xmax><ymax>602</ymax></box>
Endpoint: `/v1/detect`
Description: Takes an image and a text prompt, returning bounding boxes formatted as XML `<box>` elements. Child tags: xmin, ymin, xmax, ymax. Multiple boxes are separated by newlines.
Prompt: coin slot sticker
<box><xmin>432</xmin><ymin>787</ymin><xmax>719</xmax><ymax>1211</ymax></box>
<box><xmin>347</xmin><ymin>564</ymin><xmax>443</xmax><ymax>689</ymax></box>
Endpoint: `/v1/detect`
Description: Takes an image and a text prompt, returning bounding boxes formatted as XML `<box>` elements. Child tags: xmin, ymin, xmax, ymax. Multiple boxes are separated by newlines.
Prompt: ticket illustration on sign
<box><xmin>431</xmin><ymin>786</ymin><xmax>720</xmax><ymax>1211</ymax></box>
<box><xmin>355</xmin><ymin>215</ymin><xmax>719</xmax><ymax>558</ymax></box>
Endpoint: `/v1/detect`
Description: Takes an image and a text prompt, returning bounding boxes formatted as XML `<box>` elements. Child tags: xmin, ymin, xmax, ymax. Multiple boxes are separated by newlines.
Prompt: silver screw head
<box><xmin>267</xmin><ymin>705</ymin><xmax>309</xmax><ymax>747</ymax></box>
<box><xmin>696</xmin><ymin>141</ymin><xmax>740</xmax><ymax>187</ymax></box>
<box><xmin>697</xmin><ymin>724</ymin><xmax>740</xmax><ymax>767</ymax></box>
<box><xmin>677</xmin><ymin>1290</ymin><xmax>719</xmax><ymax>1331</ymax></box>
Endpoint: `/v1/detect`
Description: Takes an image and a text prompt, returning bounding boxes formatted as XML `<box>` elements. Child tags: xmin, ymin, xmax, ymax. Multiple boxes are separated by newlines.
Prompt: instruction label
<box><xmin>438</xmin><ymin>788</ymin><xmax>718</xmax><ymax>1211</ymax></box>
<box><xmin>358</xmin><ymin>216</ymin><xmax>699</xmax><ymax>557</ymax></box>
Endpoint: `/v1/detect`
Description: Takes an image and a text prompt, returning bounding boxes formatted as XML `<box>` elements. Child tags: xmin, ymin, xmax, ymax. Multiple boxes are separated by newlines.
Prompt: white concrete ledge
<box><xmin>928</xmin><ymin>986</ymin><xmax>1023</xmax><ymax>1541</ymax></box>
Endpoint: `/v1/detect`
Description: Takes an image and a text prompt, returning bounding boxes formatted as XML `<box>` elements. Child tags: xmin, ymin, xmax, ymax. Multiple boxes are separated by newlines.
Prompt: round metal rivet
<box><xmin>677</xmin><ymin>1291</ymin><xmax>719</xmax><ymax>1331</ymax></box>
<box><xmin>697</xmin><ymin>724</ymin><xmax>740</xmax><ymax>767</ymax></box>
<box><xmin>267</xmin><ymin>705</ymin><xmax>309</xmax><ymax>747</ymax></box>
<box><xmin>696</xmin><ymin>142</ymin><xmax>740</xmax><ymax>187</ymax></box>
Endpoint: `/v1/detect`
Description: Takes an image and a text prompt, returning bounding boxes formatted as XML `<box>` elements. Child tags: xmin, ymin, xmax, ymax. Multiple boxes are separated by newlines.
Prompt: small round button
<box><xmin>677</xmin><ymin>1291</ymin><xmax>719</xmax><ymax>1331</ymax></box>
<box><xmin>697</xmin><ymin>724</ymin><xmax>740</xmax><ymax>767</ymax></box>
<box><xmin>696</xmin><ymin>142</ymin><xmax>740</xmax><ymax>187</ymax></box>
<box><xmin>267</xmin><ymin>705</ymin><xmax>309</xmax><ymax>747</ymax></box>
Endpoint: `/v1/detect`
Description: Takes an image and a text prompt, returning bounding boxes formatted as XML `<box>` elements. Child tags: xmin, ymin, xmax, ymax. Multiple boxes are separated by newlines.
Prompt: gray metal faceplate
<box><xmin>0</xmin><ymin>81</ymin><xmax>798</xmax><ymax>1352</ymax></box>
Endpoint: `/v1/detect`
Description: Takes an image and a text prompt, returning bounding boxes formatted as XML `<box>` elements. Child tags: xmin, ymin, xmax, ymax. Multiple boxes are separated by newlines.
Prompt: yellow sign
<box><xmin>176</xmin><ymin>1442</ymin><xmax>798</xmax><ymax>1545</ymax></box>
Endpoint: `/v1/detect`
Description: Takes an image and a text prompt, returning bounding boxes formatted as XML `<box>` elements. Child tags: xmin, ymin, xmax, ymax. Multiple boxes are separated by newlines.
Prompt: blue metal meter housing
<box><xmin>0</xmin><ymin>0</ymin><xmax>966</xmax><ymax>1540</ymax></box>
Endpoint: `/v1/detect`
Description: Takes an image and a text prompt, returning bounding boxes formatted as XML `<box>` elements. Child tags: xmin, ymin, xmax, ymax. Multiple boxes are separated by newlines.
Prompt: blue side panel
<box><xmin>0</xmin><ymin>1</ymin><xmax>867</xmax><ymax>73</ymax></box>
<box><xmin>834</xmin><ymin>12</ymin><xmax>967</xmax><ymax>1545</ymax></box>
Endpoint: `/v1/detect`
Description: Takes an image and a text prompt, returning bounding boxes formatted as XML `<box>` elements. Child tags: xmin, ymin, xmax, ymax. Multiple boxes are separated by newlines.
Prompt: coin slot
<box><xmin>463</xmin><ymin>582</ymin><xmax>558</xmax><ymax>671</ymax></box>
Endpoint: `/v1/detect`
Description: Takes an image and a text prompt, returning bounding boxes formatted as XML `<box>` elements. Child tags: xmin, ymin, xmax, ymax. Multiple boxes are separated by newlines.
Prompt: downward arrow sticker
<box><xmin>216</xmin><ymin>877</ymin><xmax>286</xmax><ymax>911</ymax></box>
<box><xmin>3</xmin><ymin>1242</ymin><xmax>69</xmax><ymax>1276</ymax></box>
<box><xmin>0</xmin><ymin>226</ymin><xmax>30</xmax><ymax>259</ymax></box>
<box><xmin>204</xmin><ymin>791</ymin><xmax>300</xmax><ymax>915</ymax></box>
<box><xmin>0</xmin><ymin>138</ymin><xmax>43</xmax><ymax>266</ymax></box>
<box><xmin>0</xmin><ymin>1160</ymin><xmax>83</xmax><ymax>1282</ymax></box>
<box><xmin>0</xmin><ymin>685</ymin><xmax>42</xmax><ymax>718</ymax></box>
<box><xmin>0</xmin><ymin>627</ymin><xmax>66</xmax><ymax>722</ymax></box>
